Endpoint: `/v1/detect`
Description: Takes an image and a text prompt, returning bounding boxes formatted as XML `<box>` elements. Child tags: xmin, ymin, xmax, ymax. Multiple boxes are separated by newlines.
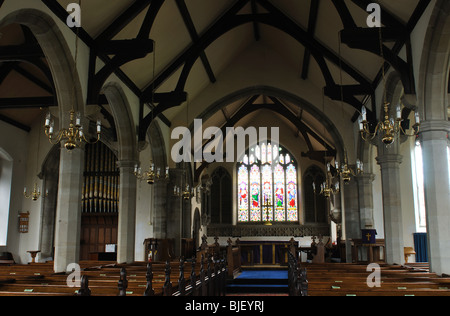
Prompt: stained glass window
<box><xmin>238</xmin><ymin>165</ymin><xmax>249</xmax><ymax>222</ymax></box>
<box><xmin>286</xmin><ymin>164</ymin><xmax>298</xmax><ymax>222</ymax></box>
<box><xmin>274</xmin><ymin>164</ymin><xmax>285</xmax><ymax>222</ymax></box>
<box><xmin>262</xmin><ymin>165</ymin><xmax>273</xmax><ymax>221</ymax></box>
<box><xmin>237</xmin><ymin>143</ymin><xmax>298</xmax><ymax>223</ymax></box>
<box><xmin>250</xmin><ymin>165</ymin><xmax>261</xmax><ymax>222</ymax></box>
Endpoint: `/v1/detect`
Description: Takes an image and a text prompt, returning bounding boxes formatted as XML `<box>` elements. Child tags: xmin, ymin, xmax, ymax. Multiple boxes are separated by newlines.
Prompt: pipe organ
<box><xmin>82</xmin><ymin>142</ymin><xmax>119</xmax><ymax>213</ymax></box>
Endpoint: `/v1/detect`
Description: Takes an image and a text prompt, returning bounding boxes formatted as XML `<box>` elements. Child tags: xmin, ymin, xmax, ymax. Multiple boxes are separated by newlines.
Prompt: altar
<box><xmin>239</xmin><ymin>240</ymin><xmax>292</xmax><ymax>265</ymax></box>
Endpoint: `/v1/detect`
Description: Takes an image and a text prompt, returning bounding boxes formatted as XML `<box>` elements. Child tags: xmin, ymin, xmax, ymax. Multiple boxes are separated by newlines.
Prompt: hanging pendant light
<box><xmin>315</xmin><ymin>163</ymin><xmax>340</xmax><ymax>198</ymax></box>
<box><xmin>334</xmin><ymin>154</ymin><xmax>364</xmax><ymax>185</ymax></box>
<box><xmin>43</xmin><ymin>1</ymin><xmax>101</xmax><ymax>151</ymax></box>
<box><xmin>25</xmin><ymin>118</ymin><xmax>48</xmax><ymax>201</ymax></box>
<box><xmin>44</xmin><ymin>111</ymin><xmax>101</xmax><ymax>150</ymax></box>
<box><xmin>358</xmin><ymin>26</ymin><xmax>420</xmax><ymax>146</ymax></box>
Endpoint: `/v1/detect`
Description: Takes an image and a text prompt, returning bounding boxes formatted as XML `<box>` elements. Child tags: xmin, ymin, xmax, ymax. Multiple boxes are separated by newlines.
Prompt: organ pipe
<box><xmin>82</xmin><ymin>142</ymin><xmax>119</xmax><ymax>213</ymax></box>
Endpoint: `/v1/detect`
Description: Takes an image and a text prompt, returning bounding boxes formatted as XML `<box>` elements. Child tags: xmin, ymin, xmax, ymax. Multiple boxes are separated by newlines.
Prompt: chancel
<box><xmin>0</xmin><ymin>0</ymin><xmax>449</xmax><ymax>298</ymax></box>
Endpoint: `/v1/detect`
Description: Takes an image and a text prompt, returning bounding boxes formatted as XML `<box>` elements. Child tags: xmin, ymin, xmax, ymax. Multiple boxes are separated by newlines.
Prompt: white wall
<box><xmin>0</xmin><ymin>149</ymin><xmax>13</xmax><ymax>246</ymax></box>
<box><xmin>0</xmin><ymin>120</ymin><xmax>29</xmax><ymax>262</ymax></box>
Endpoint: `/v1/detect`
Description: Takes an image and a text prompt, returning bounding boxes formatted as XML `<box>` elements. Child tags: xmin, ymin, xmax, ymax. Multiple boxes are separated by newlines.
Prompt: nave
<box><xmin>2</xmin><ymin>243</ymin><xmax>450</xmax><ymax>297</ymax></box>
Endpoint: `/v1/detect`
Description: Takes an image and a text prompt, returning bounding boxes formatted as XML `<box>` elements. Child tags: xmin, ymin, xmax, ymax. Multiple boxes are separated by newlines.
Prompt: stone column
<box><xmin>116</xmin><ymin>160</ymin><xmax>138</xmax><ymax>264</ymax></box>
<box><xmin>376</xmin><ymin>144</ymin><xmax>404</xmax><ymax>265</ymax></box>
<box><xmin>152</xmin><ymin>179</ymin><xmax>168</xmax><ymax>239</ymax></box>
<box><xmin>356</xmin><ymin>173</ymin><xmax>376</xmax><ymax>228</ymax></box>
<box><xmin>54</xmin><ymin>147</ymin><xmax>84</xmax><ymax>273</ymax></box>
<box><xmin>342</xmin><ymin>176</ymin><xmax>360</xmax><ymax>263</ymax></box>
<box><xmin>167</xmin><ymin>169</ymin><xmax>184</xmax><ymax>256</ymax></box>
<box><xmin>420</xmin><ymin>120</ymin><xmax>450</xmax><ymax>275</ymax></box>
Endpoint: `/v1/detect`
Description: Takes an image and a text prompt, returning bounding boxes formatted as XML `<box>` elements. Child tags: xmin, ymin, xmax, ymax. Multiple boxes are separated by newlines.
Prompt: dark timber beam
<box><xmin>251</xmin><ymin>0</ymin><xmax>261</xmax><ymax>41</ymax></box>
<box><xmin>141</xmin><ymin>0</ymin><xmax>250</xmax><ymax>99</ymax></box>
<box><xmin>0</xmin><ymin>114</ymin><xmax>31</xmax><ymax>132</ymax></box>
<box><xmin>139</xmin><ymin>0</ymin><xmax>250</xmax><ymax>141</ymax></box>
<box><xmin>12</xmin><ymin>64</ymin><xmax>54</xmax><ymax>94</ymax></box>
<box><xmin>0</xmin><ymin>44</ymin><xmax>44</xmax><ymax>61</ymax></box>
<box><xmin>194</xmin><ymin>96</ymin><xmax>337</xmax><ymax>180</ymax></box>
<box><xmin>0</xmin><ymin>96</ymin><xmax>56</xmax><ymax>108</ymax></box>
<box><xmin>95</xmin><ymin>0</ymin><xmax>152</xmax><ymax>43</ymax></box>
<box><xmin>301</xmin><ymin>0</ymin><xmax>320</xmax><ymax>80</ymax></box>
<box><xmin>175</xmin><ymin>0</ymin><xmax>216</xmax><ymax>83</ymax></box>
<box><xmin>257</xmin><ymin>0</ymin><xmax>372</xmax><ymax>88</ymax></box>
<box><xmin>331</xmin><ymin>0</ymin><xmax>356</xmax><ymax>29</ymax></box>
<box><xmin>340</xmin><ymin>27</ymin><xmax>414</xmax><ymax>95</ymax></box>
<box><xmin>0</xmin><ymin>62</ymin><xmax>15</xmax><ymax>84</ymax></box>
<box><xmin>94</xmin><ymin>39</ymin><xmax>154</xmax><ymax>55</ymax></box>
<box><xmin>0</xmin><ymin>95</ymin><xmax>108</xmax><ymax>109</ymax></box>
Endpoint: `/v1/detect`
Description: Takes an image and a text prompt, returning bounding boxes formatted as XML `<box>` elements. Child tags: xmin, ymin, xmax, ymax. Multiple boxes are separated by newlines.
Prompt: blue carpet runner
<box><xmin>227</xmin><ymin>268</ymin><xmax>289</xmax><ymax>294</ymax></box>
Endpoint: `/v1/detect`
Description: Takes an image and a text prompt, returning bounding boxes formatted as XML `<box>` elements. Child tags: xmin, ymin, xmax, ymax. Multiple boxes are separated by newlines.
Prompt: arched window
<box><xmin>237</xmin><ymin>143</ymin><xmax>298</xmax><ymax>223</ymax></box>
<box><xmin>303</xmin><ymin>166</ymin><xmax>327</xmax><ymax>224</ymax></box>
<box><xmin>210</xmin><ymin>167</ymin><xmax>232</xmax><ymax>224</ymax></box>
<box><xmin>412</xmin><ymin>141</ymin><xmax>426</xmax><ymax>232</ymax></box>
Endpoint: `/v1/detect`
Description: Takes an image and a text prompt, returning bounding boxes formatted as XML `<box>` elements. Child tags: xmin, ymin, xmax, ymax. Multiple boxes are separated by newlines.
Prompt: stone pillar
<box><xmin>54</xmin><ymin>147</ymin><xmax>84</xmax><ymax>273</ymax></box>
<box><xmin>376</xmin><ymin>144</ymin><xmax>404</xmax><ymax>265</ymax></box>
<box><xmin>168</xmin><ymin>169</ymin><xmax>184</xmax><ymax>256</ymax></box>
<box><xmin>343</xmin><ymin>176</ymin><xmax>360</xmax><ymax>261</ymax></box>
<box><xmin>420</xmin><ymin>120</ymin><xmax>450</xmax><ymax>275</ymax></box>
<box><xmin>153</xmin><ymin>179</ymin><xmax>168</xmax><ymax>239</ymax></box>
<box><xmin>116</xmin><ymin>160</ymin><xmax>138</xmax><ymax>264</ymax></box>
<box><xmin>356</xmin><ymin>173</ymin><xmax>376</xmax><ymax>228</ymax></box>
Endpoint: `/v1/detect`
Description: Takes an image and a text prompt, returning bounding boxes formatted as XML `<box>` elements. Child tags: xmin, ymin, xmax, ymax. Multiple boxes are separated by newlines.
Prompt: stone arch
<box><xmin>0</xmin><ymin>8</ymin><xmax>88</xmax><ymax>272</ymax></box>
<box><xmin>419</xmin><ymin>0</ymin><xmax>450</xmax><ymax>120</ymax></box>
<box><xmin>0</xmin><ymin>9</ymin><xmax>85</xmax><ymax>122</ymax></box>
<box><xmin>102</xmin><ymin>82</ymin><xmax>138</xmax><ymax>162</ymax></box>
<box><xmin>193</xmin><ymin>86</ymin><xmax>347</xmax><ymax>162</ymax></box>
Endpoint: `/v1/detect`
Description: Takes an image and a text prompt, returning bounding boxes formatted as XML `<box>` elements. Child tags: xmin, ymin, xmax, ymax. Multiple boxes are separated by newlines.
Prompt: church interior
<box><xmin>0</xmin><ymin>0</ymin><xmax>449</xmax><ymax>297</ymax></box>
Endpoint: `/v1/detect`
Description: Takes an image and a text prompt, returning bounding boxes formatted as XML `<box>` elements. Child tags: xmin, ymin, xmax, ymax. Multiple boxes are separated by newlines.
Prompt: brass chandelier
<box><xmin>43</xmin><ymin>7</ymin><xmax>102</xmax><ymax>151</ymax></box>
<box><xmin>134</xmin><ymin>161</ymin><xmax>169</xmax><ymax>185</ymax></box>
<box><xmin>359</xmin><ymin>101</ymin><xmax>420</xmax><ymax>146</ymax></box>
<box><xmin>317</xmin><ymin>164</ymin><xmax>340</xmax><ymax>198</ymax></box>
<box><xmin>44</xmin><ymin>111</ymin><xmax>101</xmax><ymax>150</ymax></box>
<box><xmin>24</xmin><ymin>120</ymin><xmax>48</xmax><ymax>201</ymax></box>
<box><xmin>334</xmin><ymin>154</ymin><xmax>364</xmax><ymax>184</ymax></box>
<box><xmin>358</xmin><ymin>27</ymin><xmax>420</xmax><ymax>146</ymax></box>
<box><xmin>24</xmin><ymin>182</ymin><xmax>48</xmax><ymax>201</ymax></box>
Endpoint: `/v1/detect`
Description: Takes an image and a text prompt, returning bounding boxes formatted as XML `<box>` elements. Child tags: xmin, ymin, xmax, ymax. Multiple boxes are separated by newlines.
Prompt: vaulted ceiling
<box><xmin>0</xmin><ymin>0</ymin><xmax>433</xmax><ymax>156</ymax></box>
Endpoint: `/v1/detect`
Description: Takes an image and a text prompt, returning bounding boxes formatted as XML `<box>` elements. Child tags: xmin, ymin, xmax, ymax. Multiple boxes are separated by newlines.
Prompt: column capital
<box><xmin>419</xmin><ymin>120</ymin><xmax>450</xmax><ymax>142</ymax></box>
<box><xmin>116</xmin><ymin>160</ymin><xmax>139</xmax><ymax>169</ymax></box>
<box><xmin>376</xmin><ymin>154</ymin><xmax>403</xmax><ymax>166</ymax></box>
<box><xmin>356</xmin><ymin>172</ymin><xmax>376</xmax><ymax>183</ymax></box>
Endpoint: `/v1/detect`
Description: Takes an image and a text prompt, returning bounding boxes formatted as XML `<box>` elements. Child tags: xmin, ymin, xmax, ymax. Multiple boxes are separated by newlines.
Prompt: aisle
<box><xmin>226</xmin><ymin>267</ymin><xmax>289</xmax><ymax>296</ymax></box>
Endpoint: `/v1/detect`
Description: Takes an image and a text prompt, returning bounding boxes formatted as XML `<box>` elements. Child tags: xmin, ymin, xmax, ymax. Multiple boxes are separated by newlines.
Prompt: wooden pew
<box><xmin>0</xmin><ymin>255</ymin><xmax>228</xmax><ymax>297</ymax></box>
<box><xmin>300</xmin><ymin>262</ymin><xmax>450</xmax><ymax>296</ymax></box>
<box><xmin>226</xmin><ymin>238</ymin><xmax>241</xmax><ymax>278</ymax></box>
